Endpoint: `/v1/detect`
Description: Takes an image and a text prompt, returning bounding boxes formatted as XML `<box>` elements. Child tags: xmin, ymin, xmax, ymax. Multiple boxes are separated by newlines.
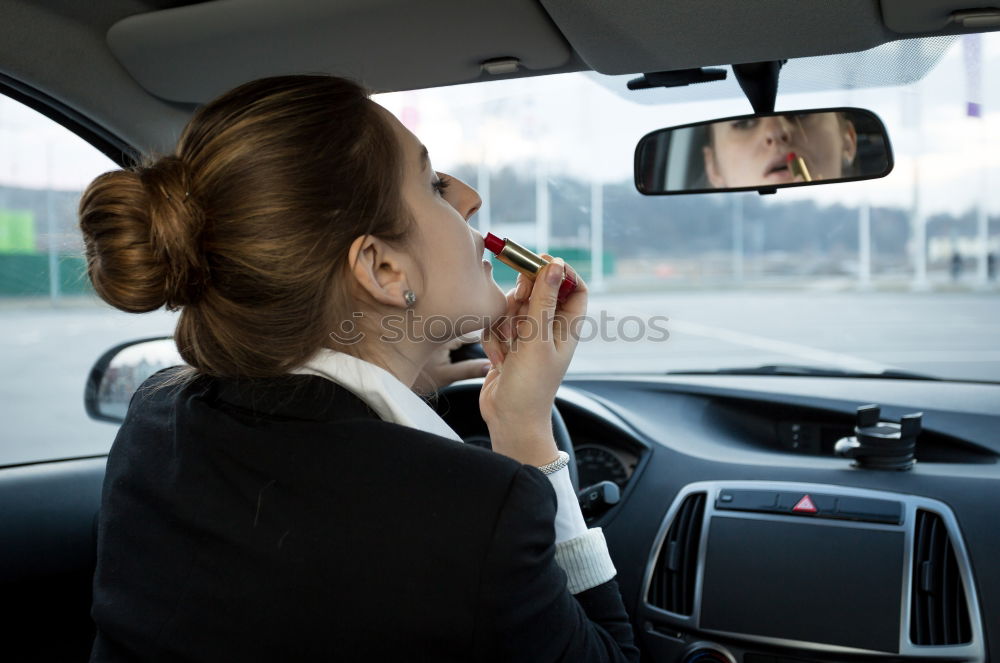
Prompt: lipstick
<box><xmin>787</xmin><ymin>152</ymin><xmax>812</xmax><ymax>182</ymax></box>
<box><xmin>484</xmin><ymin>233</ymin><xmax>578</xmax><ymax>304</ymax></box>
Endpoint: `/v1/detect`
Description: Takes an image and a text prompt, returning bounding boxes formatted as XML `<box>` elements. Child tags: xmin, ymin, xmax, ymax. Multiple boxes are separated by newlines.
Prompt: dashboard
<box><xmin>439</xmin><ymin>373</ymin><xmax>1000</xmax><ymax>663</ymax></box>
<box><xmin>2</xmin><ymin>370</ymin><xmax>998</xmax><ymax>661</ymax></box>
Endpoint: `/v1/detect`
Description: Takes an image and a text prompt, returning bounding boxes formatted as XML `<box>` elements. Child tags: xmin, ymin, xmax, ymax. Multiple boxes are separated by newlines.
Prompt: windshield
<box><xmin>374</xmin><ymin>34</ymin><xmax>999</xmax><ymax>381</ymax></box>
<box><xmin>0</xmin><ymin>34</ymin><xmax>997</xmax><ymax>467</ymax></box>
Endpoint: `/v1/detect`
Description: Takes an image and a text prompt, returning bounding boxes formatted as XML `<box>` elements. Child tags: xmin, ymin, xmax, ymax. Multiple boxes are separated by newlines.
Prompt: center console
<box><xmin>639</xmin><ymin>481</ymin><xmax>984</xmax><ymax>663</ymax></box>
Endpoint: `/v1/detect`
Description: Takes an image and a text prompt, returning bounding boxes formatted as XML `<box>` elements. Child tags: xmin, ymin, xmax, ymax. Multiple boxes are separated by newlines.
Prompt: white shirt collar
<box><xmin>291</xmin><ymin>348</ymin><xmax>462</xmax><ymax>442</ymax></box>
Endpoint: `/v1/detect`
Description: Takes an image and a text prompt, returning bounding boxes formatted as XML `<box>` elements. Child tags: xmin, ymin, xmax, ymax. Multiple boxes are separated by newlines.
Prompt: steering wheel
<box><xmin>437</xmin><ymin>368</ymin><xmax>578</xmax><ymax>492</ymax></box>
<box><xmin>548</xmin><ymin>402</ymin><xmax>579</xmax><ymax>491</ymax></box>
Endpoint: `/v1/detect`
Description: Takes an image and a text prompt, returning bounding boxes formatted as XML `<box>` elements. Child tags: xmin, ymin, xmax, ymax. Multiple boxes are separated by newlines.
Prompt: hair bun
<box><xmin>141</xmin><ymin>157</ymin><xmax>210</xmax><ymax>308</ymax></box>
<box><xmin>79</xmin><ymin>156</ymin><xmax>209</xmax><ymax>312</ymax></box>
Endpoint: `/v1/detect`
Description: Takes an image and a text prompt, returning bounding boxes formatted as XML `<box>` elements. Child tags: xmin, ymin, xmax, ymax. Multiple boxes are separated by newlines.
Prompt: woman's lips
<box><xmin>763</xmin><ymin>154</ymin><xmax>797</xmax><ymax>182</ymax></box>
<box><xmin>763</xmin><ymin>167</ymin><xmax>795</xmax><ymax>183</ymax></box>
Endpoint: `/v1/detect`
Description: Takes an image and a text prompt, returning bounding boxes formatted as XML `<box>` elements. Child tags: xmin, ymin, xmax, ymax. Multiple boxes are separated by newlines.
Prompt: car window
<box><xmin>3</xmin><ymin>34</ymin><xmax>997</xmax><ymax>465</ymax></box>
<box><xmin>0</xmin><ymin>95</ymin><xmax>175</xmax><ymax>466</ymax></box>
<box><xmin>375</xmin><ymin>33</ymin><xmax>1000</xmax><ymax>381</ymax></box>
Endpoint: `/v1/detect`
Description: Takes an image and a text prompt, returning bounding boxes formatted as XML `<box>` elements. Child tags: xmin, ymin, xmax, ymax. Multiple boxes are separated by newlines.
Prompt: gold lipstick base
<box><xmin>496</xmin><ymin>238</ymin><xmax>548</xmax><ymax>276</ymax></box>
<box><xmin>790</xmin><ymin>156</ymin><xmax>813</xmax><ymax>182</ymax></box>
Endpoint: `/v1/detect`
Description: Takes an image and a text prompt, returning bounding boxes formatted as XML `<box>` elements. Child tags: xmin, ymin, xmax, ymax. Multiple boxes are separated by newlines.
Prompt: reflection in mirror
<box><xmin>90</xmin><ymin>338</ymin><xmax>183</xmax><ymax>422</ymax></box>
<box><xmin>635</xmin><ymin>108</ymin><xmax>892</xmax><ymax>195</ymax></box>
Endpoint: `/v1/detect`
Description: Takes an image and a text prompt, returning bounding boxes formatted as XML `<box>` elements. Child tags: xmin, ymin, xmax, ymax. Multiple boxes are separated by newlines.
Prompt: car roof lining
<box><xmin>106</xmin><ymin>0</ymin><xmax>584</xmax><ymax>105</ymax></box>
<box><xmin>0</xmin><ymin>0</ymin><xmax>998</xmax><ymax>156</ymax></box>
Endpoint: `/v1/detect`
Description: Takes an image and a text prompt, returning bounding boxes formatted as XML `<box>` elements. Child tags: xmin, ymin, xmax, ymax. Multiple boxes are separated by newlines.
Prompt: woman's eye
<box><xmin>730</xmin><ymin>118</ymin><xmax>757</xmax><ymax>131</ymax></box>
<box><xmin>432</xmin><ymin>175</ymin><xmax>451</xmax><ymax>196</ymax></box>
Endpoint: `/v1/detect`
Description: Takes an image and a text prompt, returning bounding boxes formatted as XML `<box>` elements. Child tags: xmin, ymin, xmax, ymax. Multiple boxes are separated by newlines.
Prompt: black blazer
<box><xmin>90</xmin><ymin>369</ymin><xmax>640</xmax><ymax>662</ymax></box>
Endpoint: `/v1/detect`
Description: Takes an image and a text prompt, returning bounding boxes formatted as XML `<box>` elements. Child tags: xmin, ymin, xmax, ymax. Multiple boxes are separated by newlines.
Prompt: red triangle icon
<box><xmin>793</xmin><ymin>495</ymin><xmax>818</xmax><ymax>513</ymax></box>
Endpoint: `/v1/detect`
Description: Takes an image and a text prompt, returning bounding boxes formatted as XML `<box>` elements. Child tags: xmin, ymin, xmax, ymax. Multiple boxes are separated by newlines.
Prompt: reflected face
<box><xmin>376</xmin><ymin>104</ymin><xmax>507</xmax><ymax>336</ymax></box>
<box><xmin>703</xmin><ymin>113</ymin><xmax>857</xmax><ymax>188</ymax></box>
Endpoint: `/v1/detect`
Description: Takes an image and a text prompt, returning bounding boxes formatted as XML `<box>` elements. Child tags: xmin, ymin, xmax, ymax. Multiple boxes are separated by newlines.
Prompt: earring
<box><xmin>403</xmin><ymin>289</ymin><xmax>417</xmax><ymax>308</ymax></box>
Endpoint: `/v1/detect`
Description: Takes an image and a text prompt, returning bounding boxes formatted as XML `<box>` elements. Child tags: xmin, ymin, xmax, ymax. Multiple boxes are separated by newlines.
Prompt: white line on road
<box><xmin>666</xmin><ymin>319</ymin><xmax>895</xmax><ymax>374</ymax></box>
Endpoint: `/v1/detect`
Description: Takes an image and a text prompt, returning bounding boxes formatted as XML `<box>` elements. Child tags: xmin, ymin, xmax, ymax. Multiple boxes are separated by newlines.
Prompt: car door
<box><xmin>0</xmin><ymin>85</ymin><xmax>172</xmax><ymax>661</ymax></box>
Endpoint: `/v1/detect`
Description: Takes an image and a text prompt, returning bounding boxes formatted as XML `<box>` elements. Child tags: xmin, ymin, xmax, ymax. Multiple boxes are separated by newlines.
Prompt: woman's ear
<box><xmin>703</xmin><ymin>146</ymin><xmax>725</xmax><ymax>188</ymax></box>
<box><xmin>842</xmin><ymin>121</ymin><xmax>858</xmax><ymax>165</ymax></box>
<box><xmin>348</xmin><ymin>234</ymin><xmax>411</xmax><ymax>309</ymax></box>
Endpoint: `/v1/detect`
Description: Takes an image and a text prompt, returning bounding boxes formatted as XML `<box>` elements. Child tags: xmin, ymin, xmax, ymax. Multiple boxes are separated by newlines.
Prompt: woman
<box><xmin>80</xmin><ymin>75</ymin><xmax>639</xmax><ymax>661</ymax></box>
<box><xmin>702</xmin><ymin>111</ymin><xmax>858</xmax><ymax>188</ymax></box>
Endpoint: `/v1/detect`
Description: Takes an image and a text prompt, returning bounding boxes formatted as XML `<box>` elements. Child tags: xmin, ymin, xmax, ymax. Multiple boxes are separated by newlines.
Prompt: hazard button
<box><xmin>777</xmin><ymin>491</ymin><xmax>836</xmax><ymax>514</ymax></box>
<box><xmin>792</xmin><ymin>494</ymin><xmax>818</xmax><ymax>513</ymax></box>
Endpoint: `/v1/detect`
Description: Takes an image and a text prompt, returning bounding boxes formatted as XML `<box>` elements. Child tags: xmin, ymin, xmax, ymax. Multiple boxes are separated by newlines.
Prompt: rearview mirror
<box><xmin>84</xmin><ymin>337</ymin><xmax>183</xmax><ymax>423</ymax></box>
<box><xmin>634</xmin><ymin>107</ymin><xmax>893</xmax><ymax>195</ymax></box>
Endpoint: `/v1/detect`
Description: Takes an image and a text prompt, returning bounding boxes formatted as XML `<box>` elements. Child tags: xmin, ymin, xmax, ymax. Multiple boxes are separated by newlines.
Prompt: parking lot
<box><xmin>1</xmin><ymin>288</ymin><xmax>998</xmax><ymax>465</ymax></box>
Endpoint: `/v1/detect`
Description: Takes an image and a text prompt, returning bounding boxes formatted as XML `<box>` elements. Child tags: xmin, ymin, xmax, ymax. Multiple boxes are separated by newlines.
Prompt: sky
<box><xmin>1</xmin><ymin>33</ymin><xmax>999</xmax><ymax>219</ymax></box>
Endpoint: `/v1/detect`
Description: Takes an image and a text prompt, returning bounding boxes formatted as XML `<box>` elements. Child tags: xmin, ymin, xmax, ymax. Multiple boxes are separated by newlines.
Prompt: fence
<box><xmin>0</xmin><ymin>253</ymin><xmax>92</xmax><ymax>297</ymax></box>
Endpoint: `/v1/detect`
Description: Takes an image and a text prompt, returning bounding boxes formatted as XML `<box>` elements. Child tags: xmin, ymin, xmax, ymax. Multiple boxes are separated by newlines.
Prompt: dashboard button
<box><xmin>777</xmin><ymin>492</ymin><xmax>836</xmax><ymax>515</ymax></box>
<box><xmin>835</xmin><ymin>497</ymin><xmax>902</xmax><ymax>524</ymax></box>
<box><xmin>716</xmin><ymin>490</ymin><xmax>779</xmax><ymax>512</ymax></box>
<box><xmin>717</xmin><ymin>489</ymin><xmax>902</xmax><ymax>524</ymax></box>
<box><xmin>792</xmin><ymin>495</ymin><xmax>817</xmax><ymax>513</ymax></box>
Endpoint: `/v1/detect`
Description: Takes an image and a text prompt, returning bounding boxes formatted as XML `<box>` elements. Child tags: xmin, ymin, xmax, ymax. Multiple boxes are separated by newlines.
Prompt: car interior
<box><xmin>1</xmin><ymin>1</ymin><xmax>998</xmax><ymax>661</ymax></box>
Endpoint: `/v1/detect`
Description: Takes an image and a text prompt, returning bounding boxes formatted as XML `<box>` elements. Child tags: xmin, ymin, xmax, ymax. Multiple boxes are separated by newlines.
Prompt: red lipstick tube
<box><xmin>787</xmin><ymin>152</ymin><xmax>812</xmax><ymax>182</ymax></box>
<box><xmin>484</xmin><ymin>233</ymin><xmax>578</xmax><ymax>304</ymax></box>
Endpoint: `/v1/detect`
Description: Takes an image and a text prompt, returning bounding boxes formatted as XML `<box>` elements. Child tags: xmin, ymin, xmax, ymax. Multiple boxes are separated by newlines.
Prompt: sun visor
<box><xmin>538</xmin><ymin>0</ymin><xmax>891</xmax><ymax>75</ymax></box>
<box><xmin>107</xmin><ymin>0</ymin><xmax>574</xmax><ymax>104</ymax></box>
<box><xmin>539</xmin><ymin>0</ymin><xmax>997</xmax><ymax>76</ymax></box>
<box><xmin>882</xmin><ymin>0</ymin><xmax>1000</xmax><ymax>33</ymax></box>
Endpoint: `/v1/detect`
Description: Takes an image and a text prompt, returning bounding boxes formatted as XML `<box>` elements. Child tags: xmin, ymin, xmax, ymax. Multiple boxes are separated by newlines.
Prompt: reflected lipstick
<box><xmin>484</xmin><ymin>233</ymin><xmax>578</xmax><ymax>304</ymax></box>
<box><xmin>787</xmin><ymin>152</ymin><xmax>812</xmax><ymax>182</ymax></box>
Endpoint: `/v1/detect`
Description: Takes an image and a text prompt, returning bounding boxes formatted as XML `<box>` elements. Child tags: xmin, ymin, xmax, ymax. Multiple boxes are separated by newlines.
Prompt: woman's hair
<box><xmin>79</xmin><ymin>75</ymin><xmax>412</xmax><ymax>378</ymax></box>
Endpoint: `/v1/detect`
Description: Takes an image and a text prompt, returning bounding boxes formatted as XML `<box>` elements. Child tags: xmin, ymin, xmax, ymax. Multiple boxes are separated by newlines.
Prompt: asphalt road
<box><xmin>572</xmin><ymin>290</ymin><xmax>1000</xmax><ymax>379</ymax></box>
<box><xmin>1</xmin><ymin>290</ymin><xmax>998</xmax><ymax>465</ymax></box>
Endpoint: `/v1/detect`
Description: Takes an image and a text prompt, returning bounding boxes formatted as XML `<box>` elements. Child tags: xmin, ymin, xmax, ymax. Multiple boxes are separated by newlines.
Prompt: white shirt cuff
<box><xmin>553</xmin><ymin>527</ymin><xmax>618</xmax><ymax>594</ymax></box>
<box><xmin>544</xmin><ymin>467</ymin><xmax>617</xmax><ymax>594</ymax></box>
<box><xmin>546</xmin><ymin>465</ymin><xmax>588</xmax><ymax>544</ymax></box>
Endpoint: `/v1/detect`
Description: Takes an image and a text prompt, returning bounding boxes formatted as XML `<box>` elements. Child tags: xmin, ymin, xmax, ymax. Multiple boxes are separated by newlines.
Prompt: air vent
<box><xmin>648</xmin><ymin>492</ymin><xmax>706</xmax><ymax>615</ymax></box>
<box><xmin>910</xmin><ymin>510</ymin><xmax>972</xmax><ymax>645</ymax></box>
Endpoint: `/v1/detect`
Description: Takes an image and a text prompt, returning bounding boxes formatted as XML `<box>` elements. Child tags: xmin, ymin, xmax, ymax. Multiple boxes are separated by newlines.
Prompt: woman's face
<box><xmin>376</xmin><ymin>105</ymin><xmax>507</xmax><ymax>337</ymax></box>
<box><xmin>703</xmin><ymin>112</ymin><xmax>857</xmax><ymax>188</ymax></box>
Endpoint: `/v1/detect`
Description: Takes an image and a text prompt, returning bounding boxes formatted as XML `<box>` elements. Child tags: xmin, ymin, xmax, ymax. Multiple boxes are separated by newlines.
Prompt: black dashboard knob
<box><xmin>834</xmin><ymin>404</ymin><xmax>920</xmax><ymax>470</ymax></box>
<box><xmin>577</xmin><ymin>480</ymin><xmax>621</xmax><ymax>517</ymax></box>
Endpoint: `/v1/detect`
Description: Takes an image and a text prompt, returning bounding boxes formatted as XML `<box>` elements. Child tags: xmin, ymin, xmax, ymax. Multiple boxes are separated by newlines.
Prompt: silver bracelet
<box><xmin>535</xmin><ymin>450</ymin><xmax>570</xmax><ymax>475</ymax></box>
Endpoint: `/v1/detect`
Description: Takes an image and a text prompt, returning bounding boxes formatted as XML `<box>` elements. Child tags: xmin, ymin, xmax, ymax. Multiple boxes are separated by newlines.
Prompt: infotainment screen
<box><xmin>701</xmin><ymin>516</ymin><xmax>904</xmax><ymax>653</ymax></box>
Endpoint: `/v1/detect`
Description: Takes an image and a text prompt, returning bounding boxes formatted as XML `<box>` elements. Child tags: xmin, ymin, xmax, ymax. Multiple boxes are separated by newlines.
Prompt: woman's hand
<box><xmin>413</xmin><ymin>333</ymin><xmax>491</xmax><ymax>396</ymax></box>
<box><xmin>479</xmin><ymin>256</ymin><xmax>587</xmax><ymax>466</ymax></box>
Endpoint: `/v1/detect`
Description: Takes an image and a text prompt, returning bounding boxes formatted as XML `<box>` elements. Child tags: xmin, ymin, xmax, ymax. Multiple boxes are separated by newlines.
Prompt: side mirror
<box><xmin>84</xmin><ymin>337</ymin><xmax>184</xmax><ymax>424</ymax></box>
<box><xmin>634</xmin><ymin>107</ymin><xmax>893</xmax><ymax>195</ymax></box>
